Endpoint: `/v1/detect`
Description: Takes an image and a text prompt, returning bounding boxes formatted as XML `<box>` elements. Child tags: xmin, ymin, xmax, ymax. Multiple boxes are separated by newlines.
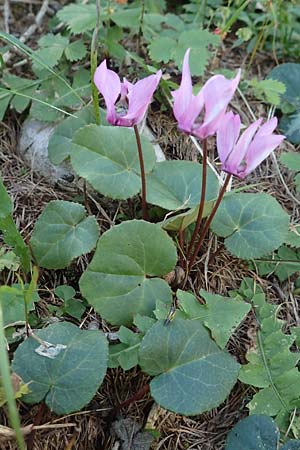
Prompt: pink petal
<box><xmin>242</xmin><ymin>133</ymin><xmax>285</xmax><ymax>176</ymax></box>
<box><xmin>217</xmin><ymin>112</ymin><xmax>241</xmax><ymax>164</ymax></box>
<box><xmin>255</xmin><ymin>117</ymin><xmax>278</xmax><ymax>138</ymax></box>
<box><xmin>94</xmin><ymin>60</ymin><xmax>121</xmax><ymax>125</ymax></box>
<box><xmin>120</xmin><ymin>70</ymin><xmax>162</xmax><ymax>126</ymax></box>
<box><xmin>198</xmin><ymin>69</ymin><xmax>241</xmax><ymax>139</ymax></box>
<box><xmin>171</xmin><ymin>49</ymin><xmax>204</xmax><ymax>132</ymax></box>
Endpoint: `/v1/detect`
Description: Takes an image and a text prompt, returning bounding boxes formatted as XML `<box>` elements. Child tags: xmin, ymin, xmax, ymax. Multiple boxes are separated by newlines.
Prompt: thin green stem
<box><xmin>187</xmin><ymin>174</ymin><xmax>231</xmax><ymax>275</ymax></box>
<box><xmin>134</xmin><ymin>125</ymin><xmax>148</xmax><ymax>221</ymax></box>
<box><xmin>0</xmin><ymin>303</ymin><xmax>26</xmax><ymax>450</ymax></box>
<box><xmin>186</xmin><ymin>139</ymin><xmax>207</xmax><ymax>260</ymax></box>
<box><xmin>91</xmin><ymin>0</ymin><xmax>101</xmax><ymax>125</ymax></box>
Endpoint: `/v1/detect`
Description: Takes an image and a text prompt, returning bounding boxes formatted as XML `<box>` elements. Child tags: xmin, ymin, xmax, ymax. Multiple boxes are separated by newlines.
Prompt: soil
<box><xmin>0</xmin><ymin>1</ymin><xmax>299</xmax><ymax>449</ymax></box>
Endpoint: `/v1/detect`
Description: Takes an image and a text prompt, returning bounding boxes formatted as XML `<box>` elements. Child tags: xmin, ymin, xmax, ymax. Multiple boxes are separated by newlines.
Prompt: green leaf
<box><xmin>71</xmin><ymin>125</ymin><xmax>156</xmax><ymax>200</ymax></box>
<box><xmin>0</xmin><ymin>215</ymin><xmax>31</xmax><ymax>273</ymax></box>
<box><xmin>147</xmin><ymin>161</ymin><xmax>219</xmax><ymax>211</ymax></box>
<box><xmin>30</xmin><ymin>200</ymin><xmax>99</xmax><ymax>269</ymax></box>
<box><xmin>225</xmin><ymin>415</ymin><xmax>280</xmax><ymax>450</ymax></box>
<box><xmin>111</xmin><ymin>8</ymin><xmax>140</xmax><ymax>29</ymax></box>
<box><xmin>80</xmin><ymin>220</ymin><xmax>176</xmax><ymax>325</ymax></box>
<box><xmin>268</xmin><ymin>63</ymin><xmax>300</xmax><ymax>110</ymax></box>
<box><xmin>0</xmin><ymin>177</ymin><xmax>12</xmax><ymax>219</ymax></box>
<box><xmin>178</xmin><ymin>289</ymin><xmax>251</xmax><ymax>348</ymax></box>
<box><xmin>12</xmin><ymin>322</ymin><xmax>108</xmax><ymax>414</ymax></box>
<box><xmin>108</xmin><ymin>326</ymin><xmax>143</xmax><ymax>370</ymax></box>
<box><xmin>0</xmin><ymin>285</ymin><xmax>37</xmax><ymax>327</ymax></box>
<box><xmin>139</xmin><ymin>319</ymin><xmax>239</xmax><ymax>415</ymax></box>
<box><xmin>48</xmin><ymin>106</ymin><xmax>96</xmax><ymax>165</ymax></box>
<box><xmin>280</xmin><ymin>152</ymin><xmax>300</xmax><ymax>171</ymax></box>
<box><xmin>285</xmin><ymin>225</ymin><xmax>300</xmax><ymax>247</ymax></box>
<box><xmin>281</xmin><ymin>441</ymin><xmax>300</xmax><ymax>450</ymax></box>
<box><xmin>0</xmin><ymin>249</ymin><xmax>19</xmax><ymax>272</ymax></box>
<box><xmin>237</xmin><ymin>281</ymin><xmax>300</xmax><ymax>427</ymax></box>
<box><xmin>33</xmin><ymin>34</ymin><xmax>69</xmax><ymax>71</ymax></box>
<box><xmin>64</xmin><ymin>41</ymin><xmax>87</xmax><ymax>62</ymax></box>
<box><xmin>280</xmin><ymin>113</ymin><xmax>300</xmax><ymax>145</ymax></box>
<box><xmin>148</xmin><ymin>37</ymin><xmax>176</xmax><ymax>63</ymax></box>
<box><xmin>55</xmin><ymin>285</ymin><xmax>76</xmax><ymax>301</ymax></box>
<box><xmin>274</xmin><ymin>246</ymin><xmax>300</xmax><ymax>281</ymax></box>
<box><xmin>2</xmin><ymin>73</ymin><xmax>36</xmax><ymax>113</ymax></box>
<box><xmin>57</xmin><ymin>4</ymin><xmax>98</xmax><ymax>34</ymax></box>
<box><xmin>173</xmin><ymin>29</ymin><xmax>220</xmax><ymax>76</ymax></box>
<box><xmin>249</xmin><ymin>78</ymin><xmax>286</xmax><ymax>106</ymax></box>
<box><xmin>211</xmin><ymin>193</ymin><xmax>289</xmax><ymax>259</ymax></box>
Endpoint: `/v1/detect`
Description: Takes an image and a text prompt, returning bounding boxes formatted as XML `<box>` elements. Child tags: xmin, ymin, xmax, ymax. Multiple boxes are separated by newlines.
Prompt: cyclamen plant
<box><xmin>3</xmin><ymin>46</ymin><xmax>292</xmax><ymax>439</ymax></box>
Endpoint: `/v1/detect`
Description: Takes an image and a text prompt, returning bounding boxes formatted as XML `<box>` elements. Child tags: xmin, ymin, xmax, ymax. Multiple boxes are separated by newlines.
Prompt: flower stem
<box><xmin>187</xmin><ymin>173</ymin><xmax>231</xmax><ymax>275</ymax></box>
<box><xmin>134</xmin><ymin>125</ymin><xmax>149</xmax><ymax>220</ymax></box>
<box><xmin>186</xmin><ymin>138</ymin><xmax>208</xmax><ymax>260</ymax></box>
<box><xmin>90</xmin><ymin>0</ymin><xmax>101</xmax><ymax>125</ymax></box>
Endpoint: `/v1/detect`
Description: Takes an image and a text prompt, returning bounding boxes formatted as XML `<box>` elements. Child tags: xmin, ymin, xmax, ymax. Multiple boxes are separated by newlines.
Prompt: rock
<box><xmin>18</xmin><ymin>119</ymin><xmax>75</xmax><ymax>183</ymax></box>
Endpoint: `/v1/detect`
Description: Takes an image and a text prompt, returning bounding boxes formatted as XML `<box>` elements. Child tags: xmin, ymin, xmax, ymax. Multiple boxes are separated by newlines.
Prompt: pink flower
<box><xmin>94</xmin><ymin>60</ymin><xmax>162</xmax><ymax>127</ymax></box>
<box><xmin>172</xmin><ymin>48</ymin><xmax>241</xmax><ymax>139</ymax></box>
<box><xmin>217</xmin><ymin>112</ymin><xmax>285</xmax><ymax>179</ymax></box>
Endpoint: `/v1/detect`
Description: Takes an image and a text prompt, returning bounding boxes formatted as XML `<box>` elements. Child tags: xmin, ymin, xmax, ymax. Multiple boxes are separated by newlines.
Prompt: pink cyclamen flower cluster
<box><xmin>94</xmin><ymin>49</ymin><xmax>285</xmax><ymax>179</ymax></box>
<box><xmin>171</xmin><ymin>49</ymin><xmax>285</xmax><ymax>178</ymax></box>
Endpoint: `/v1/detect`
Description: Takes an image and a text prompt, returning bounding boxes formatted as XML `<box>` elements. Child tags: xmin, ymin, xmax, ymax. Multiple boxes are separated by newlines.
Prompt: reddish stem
<box><xmin>115</xmin><ymin>384</ymin><xmax>150</xmax><ymax>412</ymax></box>
<box><xmin>186</xmin><ymin>139</ymin><xmax>208</xmax><ymax>259</ymax></box>
<box><xmin>187</xmin><ymin>174</ymin><xmax>231</xmax><ymax>275</ymax></box>
<box><xmin>134</xmin><ymin>124</ymin><xmax>149</xmax><ymax>221</ymax></box>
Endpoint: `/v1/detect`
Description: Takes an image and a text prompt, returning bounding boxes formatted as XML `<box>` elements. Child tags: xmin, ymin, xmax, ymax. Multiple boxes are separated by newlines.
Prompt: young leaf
<box><xmin>268</xmin><ymin>63</ymin><xmax>300</xmax><ymax>110</ymax></box>
<box><xmin>33</xmin><ymin>34</ymin><xmax>69</xmax><ymax>71</ymax></box>
<box><xmin>80</xmin><ymin>220</ymin><xmax>176</xmax><ymax>325</ymax></box>
<box><xmin>139</xmin><ymin>319</ymin><xmax>240</xmax><ymax>415</ymax></box>
<box><xmin>147</xmin><ymin>161</ymin><xmax>219</xmax><ymax>211</ymax></box>
<box><xmin>178</xmin><ymin>289</ymin><xmax>251</xmax><ymax>348</ymax></box>
<box><xmin>250</xmin><ymin>78</ymin><xmax>286</xmax><ymax>106</ymax></box>
<box><xmin>12</xmin><ymin>322</ymin><xmax>108</xmax><ymax>414</ymax></box>
<box><xmin>57</xmin><ymin>4</ymin><xmax>98</xmax><ymax>34</ymax></box>
<box><xmin>71</xmin><ymin>125</ymin><xmax>156</xmax><ymax>200</ymax></box>
<box><xmin>30</xmin><ymin>200</ymin><xmax>99</xmax><ymax>269</ymax></box>
<box><xmin>0</xmin><ymin>215</ymin><xmax>31</xmax><ymax>274</ymax></box>
<box><xmin>148</xmin><ymin>37</ymin><xmax>176</xmax><ymax>63</ymax></box>
<box><xmin>211</xmin><ymin>193</ymin><xmax>290</xmax><ymax>259</ymax></box>
<box><xmin>0</xmin><ymin>285</ymin><xmax>37</xmax><ymax>328</ymax></box>
<box><xmin>64</xmin><ymin>41</ymin><xmax>87</xmax><ymax>62</ymax></box>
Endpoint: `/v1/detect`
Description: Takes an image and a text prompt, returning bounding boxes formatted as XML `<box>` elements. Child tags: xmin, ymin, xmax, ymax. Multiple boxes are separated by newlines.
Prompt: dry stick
<box><xmin>3</xmin><ymin>0</ymin><xmax>49</xmax><ymax>64</ymax></box>
<box><xmin>4</xmin><ymin>0</ymin><xmax>10</xmax><ymax>33</ymax></box>
<box><xmin>134</xmin><ymin>124</ymin><xmax>149</xmax><ymax>220</ymax></box>
<box><xmin>186</xmin><ymin>138</ymin><xmax>208</xmax><ymax>260</ymax></box>
<box><xmin>187</xmin><ymin>174</ymin><xmax>231</xmax><ymax>275</ymax></box>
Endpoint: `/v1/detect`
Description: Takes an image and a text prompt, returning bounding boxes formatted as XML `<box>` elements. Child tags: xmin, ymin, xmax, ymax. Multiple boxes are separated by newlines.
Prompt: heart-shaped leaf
<box><xmin>80</xmin><ymin>220</ymin><xmax>177</xmax><ymax>325</ymax></box>
<box><xmin>147</xmin><ymin>160</ymin><xmax>219</xmax><ymax>211</ymax></box>
<box><xmin>139</xmin><ymin>319</ymin><xmax>240</xmax><ymax>415</ymax></box>
<box><xmin>12</xmin><ymin>322</ymin><xmax>108</xmax><ymax>414</ymax></box>
<box><xmin>30</xmin><ymin>200</ymin><xmax>99</xmax><ymax>269</ymax></box>
<box><xmin>211</xmin><ymin>193</ymin><xmax>289</xmax><ymax>259</ymax></box>
<box><xmin>225</xmin><ymin>415</ymin><xmax>280</xmax><ymax>450</ymax></box>
<box><xmin>71</xmin><ymin>125</ymin><xmax>156</xmax><ymax>200</ymax></box>
<box><xmin>268</xmin><ymin>63</ymin><xmax>300</xmax><ymax>109</ymax></box>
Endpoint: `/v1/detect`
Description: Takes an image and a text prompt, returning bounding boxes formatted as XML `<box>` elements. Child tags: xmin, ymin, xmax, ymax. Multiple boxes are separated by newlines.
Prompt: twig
<box><xmin>3</xmin><ymin>0</ymin><xmax>49</xmax><ymax>64</ymax></box>
<box><xmin>4</xmin><ymin>0</ymin><xmax>11</xmax><ymax>34</ymax></box>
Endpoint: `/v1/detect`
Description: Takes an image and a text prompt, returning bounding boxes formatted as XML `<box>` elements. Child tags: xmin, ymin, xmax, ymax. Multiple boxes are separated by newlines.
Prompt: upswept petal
<box><xmin>121</xmin><ymin>70</ymin><xmax>162</xmax><ymax>125</ymax></box>
<box><xmin>172</xmin><ymin>49</ymin><xmax>203</xmax><ymax>131</ymax></box>
<box><xmin>217</xmin><ymin>112</ymin><xmax>241</xmax><ymax>164</ymax></box>
<box><xmin>242</xmin><ymin>133</ymin><xmax>285</xmax><ymax>177</ymax></box>
<box><xmin>199</xmin><ymin>69</ymin><xmax>241</xmax><ymax>138</ymax></box>
<box><xmin>254</xmin><ymin>117</ymin><xmax>278</xmax><ymax>138</ymax></box>
<box><xmin>94</xmin><ymin>60</ymin><xmax>121</xmax><ymax>125</ymax></box>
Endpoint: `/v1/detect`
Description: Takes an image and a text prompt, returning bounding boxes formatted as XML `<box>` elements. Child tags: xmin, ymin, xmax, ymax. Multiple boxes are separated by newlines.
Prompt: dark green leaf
<box><xmin>30</xmin><ymin>200</ymin><xmax>99</xmax><ymax>269</ymax></box>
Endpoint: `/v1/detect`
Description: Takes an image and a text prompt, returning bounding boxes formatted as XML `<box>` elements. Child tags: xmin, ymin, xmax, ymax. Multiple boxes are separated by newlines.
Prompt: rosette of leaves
<box><xmin>237</xmin><ymin>279</ymin><xmax>300</xmax><ymax>428</ymax></box>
